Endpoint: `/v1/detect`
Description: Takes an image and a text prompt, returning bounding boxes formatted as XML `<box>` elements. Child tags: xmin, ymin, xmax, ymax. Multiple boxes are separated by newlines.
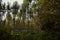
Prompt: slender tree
<box><xmin>5</xmin><ymin>12</ymin><xmax>13</xmax><ymax>33</ymax></box>
<box><xmin>7</xmin><ymin>2</ymin><xmax>11</xmax><ymax>10</ymax></box>
<box><xmin>0</xmin><ymin>1</ymin><xmax>2</xmax><ymax>12</ymax></box>
<box><xmin>12</xmin><ymin>1</ymin><xmax>19</xmax><ymax>32</ymax></box>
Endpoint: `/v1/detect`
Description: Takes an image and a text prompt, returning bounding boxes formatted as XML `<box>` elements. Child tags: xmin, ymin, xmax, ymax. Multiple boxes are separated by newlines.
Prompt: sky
<box><xmin>2</xmin><ymin>0</ymin><xmax>23</xmax><ymax>5</ymax></box>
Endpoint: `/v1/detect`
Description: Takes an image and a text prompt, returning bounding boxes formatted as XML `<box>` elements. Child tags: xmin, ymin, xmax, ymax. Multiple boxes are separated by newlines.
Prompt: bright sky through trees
<box><xmin>1</xmin><ymin>0</ymin><xmax>23</xmax><ymax>20</ymax></box>
<box><xmin>2</xmin><ymin>0</ymin><xmax>23</xmax><ymax>5</ymax></box>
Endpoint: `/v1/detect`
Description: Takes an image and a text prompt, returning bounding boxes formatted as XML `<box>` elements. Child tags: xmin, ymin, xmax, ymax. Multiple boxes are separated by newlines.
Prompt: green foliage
<box><xmin>0</xmin><ymin>0</ymin><xmax>60</xmax><ymax>40</ymax></box>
